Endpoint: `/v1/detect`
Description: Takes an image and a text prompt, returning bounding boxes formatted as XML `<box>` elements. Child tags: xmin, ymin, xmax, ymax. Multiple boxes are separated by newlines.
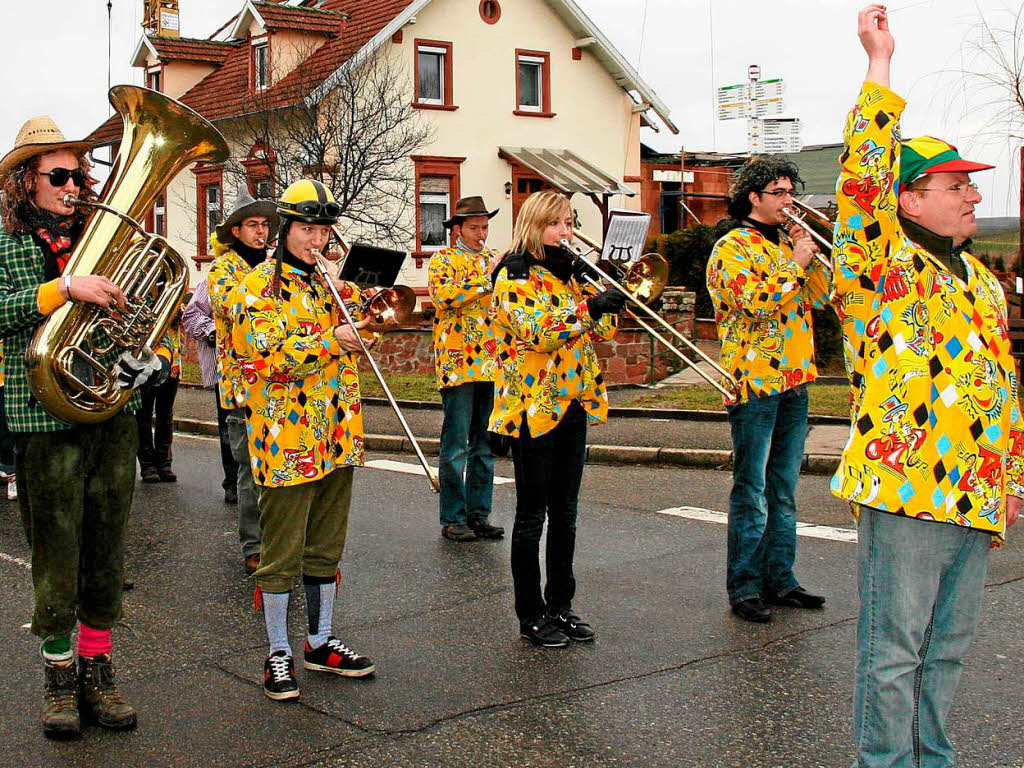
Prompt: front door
<box><xmin>511</xmin><ymin>167</ymin><xmax>557</xmax><ymax>226</ymax></box>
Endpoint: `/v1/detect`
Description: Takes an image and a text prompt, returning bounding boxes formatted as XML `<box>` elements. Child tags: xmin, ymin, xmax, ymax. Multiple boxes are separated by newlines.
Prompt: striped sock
<box><xmin>41</xmin><ymin>635</ymin><xmax>73</xmax><ymax>664</ymax></box>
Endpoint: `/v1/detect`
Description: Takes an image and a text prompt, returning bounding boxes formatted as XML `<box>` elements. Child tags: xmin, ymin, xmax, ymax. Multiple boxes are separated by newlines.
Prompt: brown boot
<box><xmin>42</xmin><ymin>659</ymin><xmax>80</xmax><ymax>739</ymax></box>
<box><xmin>78</xmin><ymin>654</ymin><xmax>137</xmax><ymax>730</ymax></box>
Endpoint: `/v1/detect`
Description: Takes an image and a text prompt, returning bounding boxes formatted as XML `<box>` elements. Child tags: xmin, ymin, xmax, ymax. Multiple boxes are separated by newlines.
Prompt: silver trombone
<box><xmin>781</xmin><ymin>199</ymin><xmax>834</xmax><ymax>271</ymax></box>
<box><xmin>313</xmin><ymin>229</ymin><xmax>440</xmax><ymax>493</ymax></box>
<box><xmin>561</xmin><ymin>232</ymin><xmax>739</xmax><ymax>400</ymax></box>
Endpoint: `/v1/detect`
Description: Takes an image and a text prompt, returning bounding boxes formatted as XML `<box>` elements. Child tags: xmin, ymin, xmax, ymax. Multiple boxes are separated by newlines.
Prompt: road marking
<box><xmin>0</xmin><ymin>551</ymin><xmax>31</xmax><ymax>570</ymax></box>
<box><xmin>656</xmin><ymin>506</ymin><xmax>858</xmax><ymax>543</ymax></box>
<box><xmin>364</xmin><ymin>459</ymin><xmax>514</xmax><ymax>485</ymax></box>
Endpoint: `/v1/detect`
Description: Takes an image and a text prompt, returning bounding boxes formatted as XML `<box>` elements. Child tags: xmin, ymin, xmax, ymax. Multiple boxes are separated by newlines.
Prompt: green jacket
<box><xmin>0</xmin><ymin>225</ymin><xmax>141</xmax><ymax>432</ymax></box>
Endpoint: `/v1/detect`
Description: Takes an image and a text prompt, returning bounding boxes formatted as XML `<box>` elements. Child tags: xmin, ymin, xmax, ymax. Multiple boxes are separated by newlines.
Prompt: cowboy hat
<box><xmin>0</xmin><ymin>116</ymin><xmax>93</xmax><ymax>187</ymax></box>
<box><xmin>443</xmin><ymin>195</ymin><xmax>499</xmax><ymax>229</ymax></box>
<box><xmin>215</xmin><ymin>188</ymin><xmax>279</xmax><ymax>244</ymax></box>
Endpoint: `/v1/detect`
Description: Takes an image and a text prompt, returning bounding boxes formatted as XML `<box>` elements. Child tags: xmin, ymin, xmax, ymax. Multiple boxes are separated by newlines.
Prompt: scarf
<box><xmin>20</xmin><ymin>204</ymin><xmax>84</xmax><ymax>280</ymax></box>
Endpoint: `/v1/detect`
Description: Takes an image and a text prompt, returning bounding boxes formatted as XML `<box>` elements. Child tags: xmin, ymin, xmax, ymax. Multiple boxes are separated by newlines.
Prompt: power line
<box><xmin>708</xmin><ymin>0</ymin><xmax>717</xmax><ymax>150</ymax></box>
<box><xmin>107</xmin><ymin>0</ymin><xmax>113</xmax><ymax>113</ymax></box>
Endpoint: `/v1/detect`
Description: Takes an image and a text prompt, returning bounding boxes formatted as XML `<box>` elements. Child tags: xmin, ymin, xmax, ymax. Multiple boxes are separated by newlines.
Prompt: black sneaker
<box><xmin>467</xmin><ymin>514</ymin><xmax>505</xmax><ymax>540</ymax></box>
<box><xmin>520</xmin><ymin>617</ymin><xmax>569</xmax><ymax>648</ymax></box>
<box><xmin>303</xmin><ymin>637</ymin><xmax>375</xmax><ymax>677</ymax></box>
<box><xmin>263</xmin><ymin>652</ymin><xmax>299</xmax><ymax>700</ymax></box>
<box><xmin>547</xmin><ymin>610</ymin><xmax>595</xmax><ymax>642</ymax></box>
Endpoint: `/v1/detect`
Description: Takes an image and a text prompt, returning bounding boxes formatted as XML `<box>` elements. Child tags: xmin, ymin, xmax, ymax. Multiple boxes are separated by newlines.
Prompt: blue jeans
<box><xmin>725</xmin><ymin>385</ymin><xmax>807</xmax><ymax>604</ymax></box>
<box><xmin>439</xmin><ymin>382</ymin><xmax>496</xmax><ymax>526</ymax></box>
<box><xmin>853</xmin><ymin>508</ymin><xmax>990</xmax><ymax>768</ymax></box>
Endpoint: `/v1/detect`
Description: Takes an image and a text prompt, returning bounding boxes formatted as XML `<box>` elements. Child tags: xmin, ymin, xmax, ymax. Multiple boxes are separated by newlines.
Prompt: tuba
<box><xmin>26</xmin><ymin>85</ymin><xmax>229</xmax><ymax>424</ymax></box>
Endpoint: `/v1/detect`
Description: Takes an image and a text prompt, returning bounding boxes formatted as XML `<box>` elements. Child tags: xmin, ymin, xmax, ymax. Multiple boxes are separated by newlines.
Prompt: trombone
<box><xmin>561</xmin><ymin>232</ymin><xmax>739</xmax><ymax>400</ymax></box>
<box><xmin>313</xmin><ymin>227</ymin><xmax>440</xmax><ymax>493</ymax></box>
<box><xmin>781</xmin><ymin>199</ymin><xmax>834</xmax><ymax>271</ymax></box>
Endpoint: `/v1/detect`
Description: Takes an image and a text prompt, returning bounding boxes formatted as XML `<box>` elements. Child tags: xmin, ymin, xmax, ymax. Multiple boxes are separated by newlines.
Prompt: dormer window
<box><xmin>147</xmin><ymin>66</ymin><xmax>162</xmax><ymax>92</ymax></box>
<box><xmin>252</xmin><ymin>38</ymin><xmax>269</xmax><ymax>91</ymax></box>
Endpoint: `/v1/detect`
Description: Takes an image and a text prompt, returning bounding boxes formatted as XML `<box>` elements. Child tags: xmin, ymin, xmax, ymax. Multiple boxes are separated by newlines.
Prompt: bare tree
<box><xmin>225</xmin><ymin>46</ymin><xmax>435</xmax><ymax>248</ymax></box>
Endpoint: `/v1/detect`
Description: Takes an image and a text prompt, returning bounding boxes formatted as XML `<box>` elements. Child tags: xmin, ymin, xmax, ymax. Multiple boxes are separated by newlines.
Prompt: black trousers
<box><xmin>215</xmin><ymin>385</ymin><xmax>239</xmax><ymax>492</ymax></box>
<box><xmin>135</xmin><ymin>376</ymin><xmax>179</xmax><ymax>470</ymax></box>
<box><xmin>510</xmin><ymin>400</ymin><xmax>588</xmax><ymax>624</ymax></box>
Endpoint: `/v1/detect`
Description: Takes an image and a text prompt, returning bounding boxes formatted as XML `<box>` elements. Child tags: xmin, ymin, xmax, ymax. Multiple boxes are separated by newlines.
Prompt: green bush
<box><xmin>645</xmin><ymin>224</ymin><xmax>717</xmax><ymax>318</ymax></box>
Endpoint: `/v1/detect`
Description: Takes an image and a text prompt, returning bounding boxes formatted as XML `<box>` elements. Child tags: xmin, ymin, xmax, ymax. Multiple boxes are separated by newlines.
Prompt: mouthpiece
<box><xmin>63</xmin><ymin>194</ymin><xmax>80</xmax><ymax>207</ymax></box>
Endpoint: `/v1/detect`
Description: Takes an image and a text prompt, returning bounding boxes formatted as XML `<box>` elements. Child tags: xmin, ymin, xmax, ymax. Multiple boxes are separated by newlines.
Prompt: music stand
<box><xmin>339</xmin><ymin>242</ymin><xmax>407</xmax><ymax>288</ymax></box>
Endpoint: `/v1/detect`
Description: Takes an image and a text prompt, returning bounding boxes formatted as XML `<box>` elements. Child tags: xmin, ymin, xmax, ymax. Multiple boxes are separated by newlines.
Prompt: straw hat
<box><xmin>0</xmin><ymin>116</ymin><xmax>92</xmax><ymax>187</ymax></box>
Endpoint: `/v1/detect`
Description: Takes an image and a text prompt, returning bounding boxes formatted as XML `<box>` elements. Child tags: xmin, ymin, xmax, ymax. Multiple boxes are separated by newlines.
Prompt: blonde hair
<box><xmin>508</xmin><ymin>191</ymin><xmax>571</xmax><ymax>260</ymax></box>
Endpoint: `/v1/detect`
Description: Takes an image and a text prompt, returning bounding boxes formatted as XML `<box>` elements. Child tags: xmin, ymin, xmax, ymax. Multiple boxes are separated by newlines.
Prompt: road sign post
<box><xmin>715</xmin><ymin>64</ymin><xmax>801</xmax><ymax>155</ymax></box>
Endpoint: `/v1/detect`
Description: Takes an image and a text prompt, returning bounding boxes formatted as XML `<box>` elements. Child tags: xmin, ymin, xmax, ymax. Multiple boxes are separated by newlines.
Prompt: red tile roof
<box><xmin>255</xmin><ymin>1</ymin><xmax>344</xmax><ymax>35</ymax></box>
<box><xmin>87</xmin><ymin>0</ymin><xmax>416</xmax><ymax>146</ymax></box>
<box><xmin>151</xmin><ymin>36</ymin><xmax>236</xmax><ymax>64</ymax></box>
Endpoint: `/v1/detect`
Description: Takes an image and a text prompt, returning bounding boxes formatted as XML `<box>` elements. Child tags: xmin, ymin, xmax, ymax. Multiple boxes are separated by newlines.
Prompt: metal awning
<box><xmin>498</xmin><ymin>147</ymin><xmax>636</xmax><ymax>198</ymax></box>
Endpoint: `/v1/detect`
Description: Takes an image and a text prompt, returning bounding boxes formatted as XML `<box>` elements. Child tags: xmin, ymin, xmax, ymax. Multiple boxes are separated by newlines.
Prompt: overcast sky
<box><xmin>1</xmin><ymin>0</ymin><xmax>1020</xmax><ymax>217</ymax></box>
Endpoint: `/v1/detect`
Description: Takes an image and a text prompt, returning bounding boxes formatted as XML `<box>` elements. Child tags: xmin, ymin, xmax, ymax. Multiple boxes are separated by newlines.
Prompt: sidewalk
<box><xmin>172</xmin><ymin>381</ymin><xmax>850</xmax><ymax>475</ymax></box>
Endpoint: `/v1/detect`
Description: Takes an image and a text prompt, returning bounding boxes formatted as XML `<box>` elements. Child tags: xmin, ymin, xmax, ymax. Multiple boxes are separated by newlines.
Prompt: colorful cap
<box><xmin>900</xmin><ymin>136</ymin><xmax>993</xmax><ymax>187</ymax></box>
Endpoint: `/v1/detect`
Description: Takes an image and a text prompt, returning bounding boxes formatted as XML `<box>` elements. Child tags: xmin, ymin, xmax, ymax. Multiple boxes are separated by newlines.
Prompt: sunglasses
<box><xmin>293</xmin><ymin>200</ymin><xmax>341</xmax><ymax>218</ymax></box>
<box><xmin>38</xmin><ymin>167</ymin><xmax>86</xmax><ymax>188</ymax></box>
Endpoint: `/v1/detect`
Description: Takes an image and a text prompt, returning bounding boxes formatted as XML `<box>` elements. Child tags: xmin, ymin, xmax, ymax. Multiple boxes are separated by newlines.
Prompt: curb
<box><xmin>173</xmin><ymin>418</ymin><xmax>840</xmax><ymax>475</ymax></box>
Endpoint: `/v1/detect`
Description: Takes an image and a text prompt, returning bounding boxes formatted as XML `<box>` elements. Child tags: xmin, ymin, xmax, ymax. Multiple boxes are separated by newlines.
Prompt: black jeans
<box><xmin>215</xmin><ymin>385</ymin><xmax>239</xmax><ymax>492</ymax></box>
<box><xmin>135</xmin><ymin>376</ymin><xmax>179</xmax><ymax>470</ymax></box>
<box><xmin>510</xmin><ymin>400</ymin><xmax>588</xmax><ymax>624</ymax></box>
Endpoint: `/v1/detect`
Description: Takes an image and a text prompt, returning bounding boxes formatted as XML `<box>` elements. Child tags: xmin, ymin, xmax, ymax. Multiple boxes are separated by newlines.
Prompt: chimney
<box><xmin>142</xmin><ymin>0</ymin><xmax>181</xmax><ymax>38</ymax></box>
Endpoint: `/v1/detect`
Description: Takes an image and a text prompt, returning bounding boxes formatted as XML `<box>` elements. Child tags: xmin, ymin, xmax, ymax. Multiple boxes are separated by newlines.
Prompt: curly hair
<box><xmin>725</xmin><ymin>157</ymin><xmax>804</xmax><ymax>221</ymax></box>
<box><xmin>1</xmin><ymin>151</ymin><xmax>96</xmax><ymax>234</ymax></box>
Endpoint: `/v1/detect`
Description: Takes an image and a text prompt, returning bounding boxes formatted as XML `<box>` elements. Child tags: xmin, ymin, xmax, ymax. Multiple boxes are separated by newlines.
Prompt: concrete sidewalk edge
<box><xmin>173</xmin><ymin>418</ymin><xmax>842</xmax><ymax>476</ymax></box>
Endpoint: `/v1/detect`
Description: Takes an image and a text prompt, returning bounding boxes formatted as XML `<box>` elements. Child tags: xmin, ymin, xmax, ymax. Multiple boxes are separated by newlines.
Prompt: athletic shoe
<box><xmin>520</xmin><ymin>616</ymin><xmax>569</xmax><ymax>648</ymax></box>
<box><xmin>547</xmin><ymin>610</ymin><xmax>596</xmax><ymax>642</ymax></box>
<box><xmin>263</xmin><ymin>651</ymin><xmax>299</xmax><ymax>700</ymax></box>
<box><xmin>303</xmin><ymin>637</ymin><xmax>375</xmax><ymax>677</ymax></box>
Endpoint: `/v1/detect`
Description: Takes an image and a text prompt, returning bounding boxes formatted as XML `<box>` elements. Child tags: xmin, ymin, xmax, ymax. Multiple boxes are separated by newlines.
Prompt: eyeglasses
<box><xmin>292</xmin><ymin>200</ymin><xmax>341</xmax><ymax>218</ymax></box>
<box><xmin>37</xmin><ymin>167</ymin><xmax>86</xmax><ymax>188</ymax></box>
<box><xmin>759</xmin><ymin>188</ymin><xmax>795</xmax><ymax>198</ymax></box>
<box><xmin>913</xmin><ymin>182</ymin><xmax>980</xmax><ymax>197</ymax></box>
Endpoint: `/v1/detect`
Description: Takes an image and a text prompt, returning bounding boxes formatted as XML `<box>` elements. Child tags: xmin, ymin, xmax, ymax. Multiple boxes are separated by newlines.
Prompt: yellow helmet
<box><xmin>277</xmin><ymin>179</ymin><xmax>340</xmax><ymax>224</ymax></box>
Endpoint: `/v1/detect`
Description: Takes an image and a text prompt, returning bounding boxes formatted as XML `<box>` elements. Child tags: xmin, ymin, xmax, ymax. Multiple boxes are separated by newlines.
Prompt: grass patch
<box><xmin>624</xmin><ymin>383</ymin><xmax>853</xmax><ymax>418</ymax></box>
<box><xmin>360</xmin><ymin>372</ymin><xmax>440</xmax><ymax>402</ymax></box>
<box><xmin>181</xmin><ymin>362</ymin><xmax>201</xmax><ymax>386</ymax></box>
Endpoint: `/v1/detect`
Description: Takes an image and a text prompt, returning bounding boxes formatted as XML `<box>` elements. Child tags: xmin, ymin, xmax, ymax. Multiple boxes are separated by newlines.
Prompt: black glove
<box><xmin>571</xmin><ymin>258</ymin><xmax>600</xmax><ymax>284</ymax></box>
<box><xmin>206</xmin><ymin>330</ymin><xmax>217</xmax><ymax>347</ymax></box>
<box><xmin>114</xmin><ymin>348</ymin><xmax>167</xmax><ymax>391</ymax></box>
<box><xmin>587</xmin><ymin>289</ymin><xmax>627</xmax><ymax>320</ymax></box>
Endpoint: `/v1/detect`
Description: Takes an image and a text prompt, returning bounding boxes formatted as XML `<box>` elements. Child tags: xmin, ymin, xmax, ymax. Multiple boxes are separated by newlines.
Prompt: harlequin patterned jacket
<box><xmin>208</xmin><ymin>247</ymin><xmax>262</xmax><ymax>409</ymax></box>
<box><xmin>232</xmin><ymin>258</ymin><xmax>367</xmax><ymax>488</ymax></box>
<box><xmin>489</xmin><ymin>260</ymin><xmax>617</xmax><ymax>438</ymax></box>
<box><xmin>427</xmin><ymin>243</ymin><xmax>498</xmax><ymax>390</ymax></box>
<box><xmin>707</xmin><ymin>227</ymin><xmax>832</xmax><ymax>405</ymax></box>
<box><xmin>830</xmin><ymin>82</ymin><xmax>1024</xmax><ymax>541</ymax></box>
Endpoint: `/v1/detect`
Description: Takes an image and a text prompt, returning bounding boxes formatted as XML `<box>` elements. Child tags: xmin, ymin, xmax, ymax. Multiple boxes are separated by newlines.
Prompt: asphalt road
<box><xmin>0</xmin><ymin>435</ymin><xmax>1020</xmax><ymax>768</ymax></box>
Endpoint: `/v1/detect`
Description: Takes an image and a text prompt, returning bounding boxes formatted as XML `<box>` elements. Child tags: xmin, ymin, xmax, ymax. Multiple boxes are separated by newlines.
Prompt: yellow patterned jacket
<box><xmin>208</xmin><ymin>247</ymin><xmax>264</xmax><ymax>409</ymax></box>
<box><xmin>231</xmin><ymin>259</ymin><xmax>367</xmax><ymax>488</ymax></box>
<box><xmin>707</xmin><ymin>227</ymin><xmax>832</xmax><ymax>404</ymax></box>
<box><xmin>830</xmin><ymin>82</ymin><xmax>1024</xmax><ymax>541</ymax></box>
<box><xmin>427</xmin><ymin>243</ymin><xmax>498</xmax><ymax>390</ymax></box>
<box><xmin>489</xmin><ymin>261</ymin><xmax>617</xmax><ymax>438</ymax></box>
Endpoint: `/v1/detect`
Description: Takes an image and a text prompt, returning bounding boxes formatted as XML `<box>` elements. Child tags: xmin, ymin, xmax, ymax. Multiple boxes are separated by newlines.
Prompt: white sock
<box><xmin>262</xmin><ymin>591</ymin><xmax>292</xmax><ymax>656</ymax></box>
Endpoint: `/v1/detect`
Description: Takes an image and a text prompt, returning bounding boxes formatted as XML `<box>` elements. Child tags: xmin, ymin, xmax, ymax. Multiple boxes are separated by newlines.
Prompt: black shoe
<box><xmin>78</xmin><ymin>653</ymin><xmax>137</xmax><ymax>730</ymax></box>
<box><xmin>224</xmin><ymin>487</ymin><xmax>238</xmax><ymax>505</ymax></box>
<box><xmin>244</xmin><ymin>553</ymin><xmax>261</xmax><ymax>576</ymax></box>
<box><xmin>467</xmin><ymin>514</ymin><xmax>504</xmax><ymax>540</ymax></box>
<box><xmin>765</xmin><ymin>586</ymin><xmax>826</xmax><ymax>609</ymax></box>
<box><xmin>441</xmin><ymin>523</ymin><xmax>476</xmax><ymax>542</ymax></box>
<box><xmin>157</xmin><ymin>467</ymin><xmax>177</xmax><ymax>482</ymax></box>
<box><xmin>140</xmin><ymin>466</ymin><xmax>159</xmax><ymax>483</ymax></box>
<box><xmin>42</xmin><ymin>660</ymin><xmax>80</xmax><ymax>740</ymax></box>
<box><xmin>263</xmin><ymin>652</ymin><xmax>299</xmax><ymax>701</ymax></box>
<box><xmin>520</xmin><ymin>617</ymin><xmax>569</xmax><ymax>647</ymax></box>
<box><xmin>547</xmin><ymin>609</ymin><xmax>595</xmax><ymax>642</ymax></box>
<box><xmin>303</xmin><ymin>637</ymin><xmax>375</xmax><ymax>678</ymax></box>
<box><xmin>731</xmin><ymin>597</ymin><xmax>771</xmax><ymax>623</ymax></box>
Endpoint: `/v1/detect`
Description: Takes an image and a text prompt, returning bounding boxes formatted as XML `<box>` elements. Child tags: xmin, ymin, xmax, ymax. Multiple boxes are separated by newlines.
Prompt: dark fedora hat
<box><xmin>443</xmin><ymin>196</ymin><xmax>499</xmax><ymax>229</ymax></box>
<box><xmin>215</xmin><ymin>188</ymin><xmax>279</xmax><ymax>244</ymax></box>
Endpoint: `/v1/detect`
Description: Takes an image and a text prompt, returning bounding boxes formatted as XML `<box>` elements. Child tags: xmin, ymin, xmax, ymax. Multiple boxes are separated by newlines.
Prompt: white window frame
<box><xmin>252</xmin><ymin>40</ymin><xmax>269</xmax><ymax>91</ymax></box>
<box><xmin>147</xmin><ymin>66</ymin><xmax>162</xmax><ymax>92</ymax></box>
<box><xmin>153</xmin><ymin>193</ymin><xmax>166</xmax><ymax>236</ymax></box>
<box><xmin>417</xmin><ymin>45</ymin><xmax>447</xmax><ymax>105</ymax></box>
<box><xmin>419</xmin><ymin>190</ymin><xmax>450</xmax><ymax>251</ymax></box>
<box><xmin>206</xmin><ymin>184</ymin><xmax>221</xmax><ymax>244</ymax></box>
<box><xmin>517</xmin><ymin>54</ymin><xmax>545</xmax><ymax>112</ymax></box>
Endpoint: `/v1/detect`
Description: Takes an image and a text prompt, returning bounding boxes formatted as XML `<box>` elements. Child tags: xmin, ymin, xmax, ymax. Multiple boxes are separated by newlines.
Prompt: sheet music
<box><xmin>601</xmin><ymin>213</ymin><xmax>652</xmax><ymax>264</ymax></box>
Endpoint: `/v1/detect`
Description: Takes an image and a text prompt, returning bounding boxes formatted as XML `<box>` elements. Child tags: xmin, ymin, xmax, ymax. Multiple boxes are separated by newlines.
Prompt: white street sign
<box><xmin>748</xmin><ymin>118</ymin><xmax>802</xmax><ymax>154</ymax></box>
<box><xmin>716</xmin><ymin>83</ymin><xmax>748</xmax><ymax>121</ymax></box>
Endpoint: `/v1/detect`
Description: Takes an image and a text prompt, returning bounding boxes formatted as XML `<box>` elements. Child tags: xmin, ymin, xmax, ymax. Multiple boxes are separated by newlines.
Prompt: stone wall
<box><xmin>182</xmin><ymin>288</ymin><xmax>698</xmax><ymax>387</ymax></box>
